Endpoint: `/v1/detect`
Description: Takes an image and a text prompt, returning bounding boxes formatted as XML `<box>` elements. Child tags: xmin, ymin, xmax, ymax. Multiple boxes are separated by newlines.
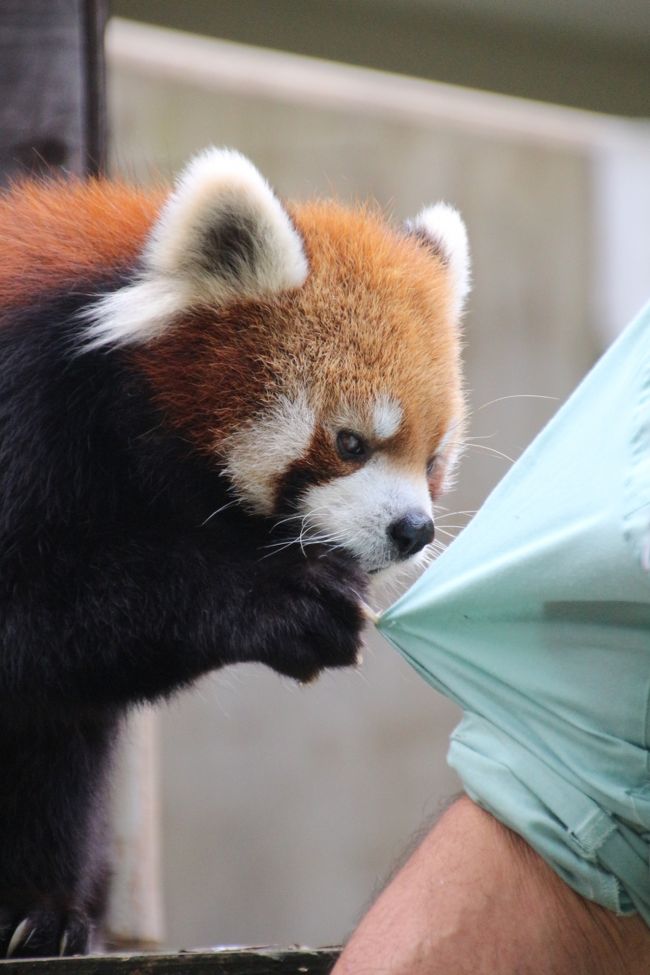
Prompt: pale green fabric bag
<box><xmin>379</xmin><ymin>301</ymin><xmax>650</xmax><ymax>920</ymax></box>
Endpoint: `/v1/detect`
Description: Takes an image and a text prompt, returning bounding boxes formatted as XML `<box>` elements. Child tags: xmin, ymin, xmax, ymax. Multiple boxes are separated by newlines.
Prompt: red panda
<box><xmin>0</xmin><ymin>148</ymin><xmax>468</xmax><ymax>957</ymax></box>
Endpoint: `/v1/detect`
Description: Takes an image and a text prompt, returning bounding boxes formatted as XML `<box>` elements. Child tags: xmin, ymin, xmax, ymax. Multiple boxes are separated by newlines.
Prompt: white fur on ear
<box><xmin>145</xmin><ymin>148</ymin><xmax>308</xmax><ymax>293</ymax></box>
<box><xmin>83</xmin><ymin>148</ymin><xmax>308</xmax><ymax>349</ymax></box>
<box><xmin>406</xmin><ymin>203</ymin><xmax>470</xmax><ymax>317</ymax></box>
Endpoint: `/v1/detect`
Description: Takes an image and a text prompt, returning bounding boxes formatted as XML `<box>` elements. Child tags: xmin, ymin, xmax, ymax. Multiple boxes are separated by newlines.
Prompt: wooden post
<box><xmin>106</xmin><ymin>711</ymin><xmax>165</xmax><ymax>950</ymax></box>
<box><xmin>0</xmin><ymin>0</ymin><xmax>108</xmax><ymax>183</ymax></box>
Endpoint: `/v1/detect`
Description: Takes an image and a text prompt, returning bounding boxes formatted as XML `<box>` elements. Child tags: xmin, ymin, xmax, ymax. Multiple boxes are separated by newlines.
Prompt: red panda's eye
<box><xmin>337</xmin><ymin>430</ymin><xmax>368</xmax><ymax>462</ymax></box>
<box><xmin>426</xmin><ymin>455</ymin><xmax>437</xmax><ymax>477</ymax></box>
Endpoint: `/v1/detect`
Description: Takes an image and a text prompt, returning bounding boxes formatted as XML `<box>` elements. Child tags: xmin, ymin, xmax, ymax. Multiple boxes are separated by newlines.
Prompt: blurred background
<box><xmin>6</xmin><ymin>0</ymin><xmax>650</xmax><ymax>953</ymax></box>
<box><xmin>104</xmin><ymin>1</ymin><xmax>650</xmax><ymax>951</ymax></box>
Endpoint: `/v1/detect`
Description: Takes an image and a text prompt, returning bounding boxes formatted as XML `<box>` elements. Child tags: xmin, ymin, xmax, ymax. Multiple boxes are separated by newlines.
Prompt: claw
<box><xmin>6</xmin><ymin>918</ymin><xmax>32</xmax><ymax>958</ymax></box>
<box><xmin>59</xmin><ymin>912</ymin><xmax>90</xmax><ymax>957</ymax></box>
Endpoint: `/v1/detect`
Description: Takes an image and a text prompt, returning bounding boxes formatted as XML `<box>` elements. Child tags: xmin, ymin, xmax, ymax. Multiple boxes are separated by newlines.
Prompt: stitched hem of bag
<box><xmin>448</xmin><ymin>730</ymin><xmax>627</xmax><ymax>915</ymax></box>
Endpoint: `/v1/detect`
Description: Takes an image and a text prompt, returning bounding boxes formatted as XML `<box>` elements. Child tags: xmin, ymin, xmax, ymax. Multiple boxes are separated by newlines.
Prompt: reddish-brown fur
<box><xmin>0</xmin><ymin>179</ymin><xmax>166</xmax><ymax>309</ymax></box>
<box><xmin>132</xmin><ymin>201</ymin><xmax>464</xmax><ymax>484</ymax></box>
<box><xmin>0</xmin><ymin>179</ymin><xmax>463</xmax><ymax>493</ymax></box>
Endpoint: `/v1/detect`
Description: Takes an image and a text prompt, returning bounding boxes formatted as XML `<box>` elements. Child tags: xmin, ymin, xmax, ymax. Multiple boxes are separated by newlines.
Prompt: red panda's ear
<box><xmin>405</xmin><ymin>203</ymin><xmax>470</xmax><ymax>317</ymax></box>
<box><xmin>145</xmin><ymin>148</ymin><xmax>308</xmax><ymax>296</ymax></box>
<box><xmin>83</xmin><ymin>148</ymin><xmax>308</xmax><ymax>349</ymax></box>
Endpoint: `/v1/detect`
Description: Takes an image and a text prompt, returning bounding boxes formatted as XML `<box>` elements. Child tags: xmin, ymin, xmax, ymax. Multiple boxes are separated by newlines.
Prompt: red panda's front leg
<box><xmin>247</xmin><ymin>543</ymin><xmax>369</xmax><ymax>682</ymax></box>
<box><xmin>0</xmin><ymin>530</ymin><xmax>368</xmax><ymax>709</ymax></box>
<box><xmin>0</xmin><ymin>905</ymin><xmax>92</xmax><ymax>959</ymax></box>
<box><xmin>0</xmin><ymin>535</ymin><xmax>366</xmax><ymax>958</ymax></box>
<box><xmin>0</xmin><ymin>710</ymin><xmax>115</xmax><ymax>958</ymax></box>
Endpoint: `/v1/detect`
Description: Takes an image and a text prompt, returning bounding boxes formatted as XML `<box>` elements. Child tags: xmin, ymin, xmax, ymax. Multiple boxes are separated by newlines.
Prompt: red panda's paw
<box><xmin>260</xmin><ymin>549</ymin><xmax>369</xmax><ymax>683</ymax></box>
<box><xmin>0</xmin><ymin>905</ymin><xmax>91</xmax><ymax>959</ymax></box>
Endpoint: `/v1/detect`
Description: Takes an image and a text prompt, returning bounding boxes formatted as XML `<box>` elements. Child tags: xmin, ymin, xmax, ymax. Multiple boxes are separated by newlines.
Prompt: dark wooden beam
<box><xmin>80</xmin><ymin>0</ymin><xmax>109</xmax><ymax>177</ymax></box>
<box><xmin>0</xmin><ymin>947</ymin><xmax>340</xmax><ymax>974</ymax></box>
<box><xmin>0</xmin><ymin>0</ymin><xmax>108</xmax><ymax>184</ymax></box>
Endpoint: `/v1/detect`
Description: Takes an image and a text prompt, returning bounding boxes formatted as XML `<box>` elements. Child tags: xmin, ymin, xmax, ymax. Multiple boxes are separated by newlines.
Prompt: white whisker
<box><xmin>477</xmin><ymin>393</ymin><xmax>558</xmax><ymax>412</ymax></box>
<box><xmin>436</xmin><ymin>509</ymin><xmax>477</xmax><ymax>519</ymax></box>
<box><xmin>200</xmin><ymin>499</ymin><xmax>239</xmax><ymax>526</ymax></box>
<box><xmin>464</xmin><ymin>442</ymin><xmax>515</xmax><ymax>464</ymax></box>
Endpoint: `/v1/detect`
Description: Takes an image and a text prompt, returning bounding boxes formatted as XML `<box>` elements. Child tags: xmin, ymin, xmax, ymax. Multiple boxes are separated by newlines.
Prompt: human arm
<box><xmin>333</xmin><ymin>796</ymin><xmax>650</xmax><ymax>975</ymax></box>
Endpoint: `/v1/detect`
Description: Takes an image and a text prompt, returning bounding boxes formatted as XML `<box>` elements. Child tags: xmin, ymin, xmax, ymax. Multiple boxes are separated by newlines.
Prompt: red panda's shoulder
<box><xmin>0</xmin><ymin>178</ymin><xmax>168</xmax><ymax>308</ymax></box>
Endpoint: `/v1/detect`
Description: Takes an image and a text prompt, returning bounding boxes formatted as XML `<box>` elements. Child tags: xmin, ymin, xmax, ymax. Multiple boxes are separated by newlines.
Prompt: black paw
<box><xmin>260</xmin><ymin>546</ymin><xmax>369</xmax><ymax>682</ymax></box>
<box><xmin>0</xmin><ymin>906</ymin><xmax>90</xmax><ymax>958</ymax></box>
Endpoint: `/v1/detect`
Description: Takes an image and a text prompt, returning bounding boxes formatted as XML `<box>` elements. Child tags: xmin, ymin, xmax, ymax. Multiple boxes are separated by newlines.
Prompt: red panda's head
<box><xmin>85</xmin><ymin>149</ymin><xmax>469</xmax><ymax>574</ymax></box>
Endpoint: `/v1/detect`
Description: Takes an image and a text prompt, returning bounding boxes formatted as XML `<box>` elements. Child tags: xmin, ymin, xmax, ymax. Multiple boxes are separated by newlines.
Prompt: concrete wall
<box><xmin>109</xmin><ymin>0</ymin><xmax>650</xmax><ymax>118</ymax></box>
<box><xmin>106</xmin><ymin>20</ymin><xmax>650</xmax><ymax>949</ymax></box>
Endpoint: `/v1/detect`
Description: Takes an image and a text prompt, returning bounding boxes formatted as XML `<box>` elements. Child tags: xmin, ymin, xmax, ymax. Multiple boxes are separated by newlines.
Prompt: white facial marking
<box><xmin>406</xmin><ymin>202</ymin><xmax>470</xmax><ymax>317</ymax></box>
<box><xmin>82</xmin><ymin>147</ymin><xmax>308</xmax><ymax>350</ymax></box>
<box><xmin>225</xmin><ymin>391</ymin><xmax>315</xmax><ymax>514</ymax></box>
<box><xmin>301</xmin><ymin>455</ymin><xmax>433</xmax><ymax>572</ymax></box>
<box><xmin>437</xmin><ymin>420</ymin><xmax>464</xmax><ymax>493</ymax></box>
<box><xmin>372</xmin><ymin>395</ymin><xmax>403</xmax><ymax>440</ymax></box>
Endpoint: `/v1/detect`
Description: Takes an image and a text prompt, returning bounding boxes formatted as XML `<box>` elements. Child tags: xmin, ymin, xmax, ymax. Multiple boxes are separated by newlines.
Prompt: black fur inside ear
<box><xmin>405</xmin><ymin>224</ymin><xmax>451</xmax><ymax>265</ymax></box>
<box><xmin>199</xmin><ymin>210</ymin><xmax>260</xmax><ymax>281</ymax></box>
<box><xmin>146</xmin><ymin>147</ymin><xmax>309</xmax><ymax>300</ymax></box>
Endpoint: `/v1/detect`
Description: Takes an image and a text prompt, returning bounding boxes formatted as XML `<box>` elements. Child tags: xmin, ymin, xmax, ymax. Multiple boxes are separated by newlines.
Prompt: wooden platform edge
<box><xmin>0</xmin><ymin>946</ymin><xmax>340</xmax><ymax>974</ymax></box>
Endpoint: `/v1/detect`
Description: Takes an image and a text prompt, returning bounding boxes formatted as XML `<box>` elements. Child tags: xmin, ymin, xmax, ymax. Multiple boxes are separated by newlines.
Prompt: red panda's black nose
<box><xmin>388</xmin><ymin>513</ymin><xmax>435</xmax><ymax>558</ymax></box>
